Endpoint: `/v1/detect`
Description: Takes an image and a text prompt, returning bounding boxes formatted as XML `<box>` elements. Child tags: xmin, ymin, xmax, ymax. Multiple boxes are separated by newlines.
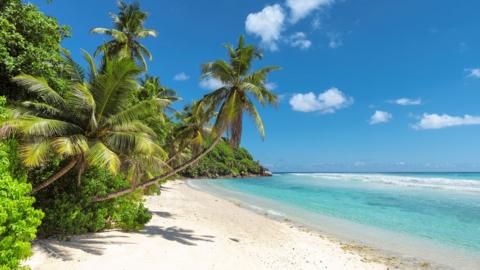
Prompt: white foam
<box><xmin>289</xmin><ymin>173</ymin><xmax>480</xmax><ymax>193</ymax></box>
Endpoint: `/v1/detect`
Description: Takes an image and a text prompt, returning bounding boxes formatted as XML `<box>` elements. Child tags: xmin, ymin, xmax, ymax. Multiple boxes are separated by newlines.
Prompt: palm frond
<box><xmin>212</xmin><ymin>90</ymin><xmax>240</xmax><ymax>137</ymax></box>
<box><xmin>61</xmin><ymin>49</ymin><xmax>85</xmax><ymax>82</ymax></box>
<box><xmin>92</xmin><ymin>57</ymin><xmax>143</xmax><ymax>120</ymax></box>
<box><xmin>245</xmin><ymin>98</ymin><xmax>265</xmax><ymax>139</ymax></box>
<box><xmin>137</xmin><ymin>29</ymin><xmax>157</xmax><ymax>38</ymax></box>
<box><xmin>4</xmin><ymin>116</ymin><xmax>83</xmax><ymax>138</ymax></box>
<box><xmin>111</xmin><ymin>120</ymin><xmax>157</xmax><ymax>137</ymax></box>
<box><xmin>18</xmin><ymin>101</ymin><xmax>63</xmax><ymax>117</ymax></box>
<box><xmin>12</xmin><ymin>75</ymin><xmax>66</xmax><ymax>109</ymax></box>
<box><xmin>52</xmin><ymin>135</ymin><xmax>89</xmax><ymax>157</ymax></box>
<box><xmin>81</xmin><ymin>49</ymin><xmax>98</xmax><ymax>80</ymax></box>
<box><xmin>201</xmin><ymin>60</ymin><xmax>235</xmax><ymax>83</ymax></box>
<box><xmin>106</xmin><ymin>98</ymin><xmax>169</xmax><ymax>126</ymax></box>
<box><xmin>104</xmin><ymin>131</ymin><xmax>165</xmax><ymax>158</ymax></box>
<box><xmin>87</xmin><ymin>141</ymin><xmax>121</xmax><ymax>174</ymax></box>
<box><xmin>138</xmin><ymin>43</ymin><xmax>153</xmax><ymax>60</ymax></box>
<box><xmin>20</xmin><ymin>140</ymin><xmax>52</xmax><ymax>167</ymax></box>
<box><xmin>91</xmin><ymin>27</ymin><xmax>112</xmax><ymax>35</ymax></box>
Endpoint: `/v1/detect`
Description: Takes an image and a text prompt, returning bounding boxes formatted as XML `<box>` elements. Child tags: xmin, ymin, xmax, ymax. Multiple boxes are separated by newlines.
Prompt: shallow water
<box><xmin>191</xmin><ymin>173</ymin><xmax>480</xmax><ymax>269</ymax></box>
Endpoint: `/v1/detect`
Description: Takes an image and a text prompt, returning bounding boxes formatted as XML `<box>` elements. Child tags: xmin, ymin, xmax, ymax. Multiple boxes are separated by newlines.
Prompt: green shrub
<box><xmin>34</xmin><ymin>166</ymin><xmax>152</xmax><ymax>238</ymax></box>
<box><xmin>0</xmin><ymin>142</ymin><xmax>43</xmax><ymax>270</ymax></box>
<box><xmin>0</xmin><ymin>0</ymin><xmax>69</xmax><ymax>100</ymax></box>
<box><xmin>182</xmin><ymin>140</ymin><xmax>264</xmax><ymax>178</ymax></box>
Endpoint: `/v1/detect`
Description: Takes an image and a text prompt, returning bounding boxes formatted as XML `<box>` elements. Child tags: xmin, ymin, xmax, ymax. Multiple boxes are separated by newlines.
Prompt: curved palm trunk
<box><xmin>230</xmin><ymin>112</ymin><xmax>243</xmax><ymax>148</ymax></box>
<box><xmin>165</xmin><ymin>145</ymin><xmax>187</xmax><ymax>165</ymax></box>
<box><xmin>32</xmin><ymin>159</ymin><xmax>78</xmax><ymax>194</ymax></box>
<box><xmin>92</xmin><ymin>136</ymin><xmax>223</xmax><ymax>202</ymax></box>
<box><xmin>76</xmin><ymin>160</ymin><xmax>86</xmax><ymax>187</ymax></box>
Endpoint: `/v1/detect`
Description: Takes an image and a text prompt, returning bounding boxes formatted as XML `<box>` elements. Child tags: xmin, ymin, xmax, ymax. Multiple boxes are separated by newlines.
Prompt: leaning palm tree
<box><xmin>92</xmin><ymin>35</ymin><xmax>278</xmax><ymax>202</ymax></box>
<box><xmin>1</xmin><ymin>52</ymin><xmax>169</xmax><ymax>193</ymax></box>
<box><xmin>201</xmin><ymin>35</ymin><xmax>279</xmax><ymax>148</ymax></box>
<box><xmin>92</xmin><ymin>1</ymin><xmax>157</xmax><ymax>69</ymax></box>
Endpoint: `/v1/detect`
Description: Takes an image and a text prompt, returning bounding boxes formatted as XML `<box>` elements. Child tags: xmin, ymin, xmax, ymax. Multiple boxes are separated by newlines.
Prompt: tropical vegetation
<box><xmin>0</xmin><ymin>97</ymin><xmax>44</xmax><ymax>270</ymax></box>
<box><xmin>0</xmin><ymin>0</ymin><xmax>277</xmax><ymax>268</ymax></box>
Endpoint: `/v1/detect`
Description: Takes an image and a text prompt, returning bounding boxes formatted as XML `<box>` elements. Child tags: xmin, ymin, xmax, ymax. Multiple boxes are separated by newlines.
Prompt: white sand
<box><xmin>26</xmin><ymin>180</ymin><xmax>393</xmax><ymax>270</ymax></box>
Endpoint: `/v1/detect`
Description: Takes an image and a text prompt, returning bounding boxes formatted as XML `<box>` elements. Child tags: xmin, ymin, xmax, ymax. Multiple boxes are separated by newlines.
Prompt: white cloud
<box><xmin>245</xmin><ymin>4</ymin><xmax>285</xmax><ymax>51</ymax></box>
<box><xmin>391</xmin><ymin>98</ymin><xmax>422</xmax><ymax>106</ymax></box>
<box><xmin>289</xmin><ymin>87</ymin><xmax>353</xmax><ymax>113</ymax></box>
<box><xmin>265</xmin><ymin>82</ymin><xmax>278</xmax><ymax>90</ymax></box>
<box><xmin>466</xmin><ymin>68</ymin><xmax>480</xmax><ymax>78</ymax></box>
<box><xmin>327</xmin><ymin>32</ymin><xmax>342</xmax><ymax>48</ymax></box>
<box><xmin>286</xmin><ymin>0</ymin><xmax>334</xmax><ymax>23</ymax></box>
<box><xmin>288</xmin><ymin>32</ymin><xmax>312</xmax><ymax>50</ymax></box>
<box><xmin>414</xmin><ymin>114</ymin><xmax>480</xmax><ymax>130</ymax></box>
<box><xmin>173</xmin><ymin>72</ymin><xmax>189</xmax><ymax>81</ymax></box>
<box><xmin>369</xmin><ymin>110</ymin><xmax>392</xmax><ymax>125</ymax></box>
<box><xmin>199</xmin><ymin>77</ymin><xmax>224</xmax><ymax>90</ymax></box>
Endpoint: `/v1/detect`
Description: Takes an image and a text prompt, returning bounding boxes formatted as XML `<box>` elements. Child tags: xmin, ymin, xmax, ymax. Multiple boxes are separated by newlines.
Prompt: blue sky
<box><xmin>31</xmin><ymin>0</ymin><xmax>480</xmax><ymax>172</ymax></box>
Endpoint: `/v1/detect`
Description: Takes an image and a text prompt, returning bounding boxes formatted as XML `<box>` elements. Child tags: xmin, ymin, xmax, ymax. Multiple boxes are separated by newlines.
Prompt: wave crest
<box><xmin>289</xmin><ymin>173</ymin><xmax>480</xmax><ymax>193</ymax></box>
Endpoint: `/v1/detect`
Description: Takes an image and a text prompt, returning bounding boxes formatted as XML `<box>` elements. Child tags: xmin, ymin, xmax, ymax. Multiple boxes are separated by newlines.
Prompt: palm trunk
<box><xmin>230</xmin><ymin>112</ymin><xmax>243</xmax><ymax>148</ymax></box>
<box><xmin>76</xmin><ymin>159</ymin><xmax>86</xmax><ymax>187</ymax></box>
<box><xmin>32</xmin><ymin>159</ymin><xmax>78</xmax><ymax>194</ymax></box>
<box><xmin>165</xmin><ymin>145</ymin><xmax>187</xmax><ymax>165</ymax></box>
<box><xmin>92</xmin><ymin>136</ymin><xmax>223</xmax><ymax>202</ymax></box>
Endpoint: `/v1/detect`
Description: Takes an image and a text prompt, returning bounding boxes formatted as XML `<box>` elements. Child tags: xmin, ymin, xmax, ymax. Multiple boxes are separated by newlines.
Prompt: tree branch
<box><xmin>91</xmin><ymin>136</ymin><xmax>223</xmax><ymax>202</ymax></box>
<box><xmin>32</xmin><ymin>159</ymin><xmax>78</xmax><ymax>193</ymax></box>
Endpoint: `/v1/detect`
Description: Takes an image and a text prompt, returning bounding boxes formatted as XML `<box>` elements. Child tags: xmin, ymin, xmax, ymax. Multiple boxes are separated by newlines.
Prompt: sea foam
<box><xmin>290</xmin><ymin>173</ymin><xmax>480</xmax><ymax>193</ymax></box>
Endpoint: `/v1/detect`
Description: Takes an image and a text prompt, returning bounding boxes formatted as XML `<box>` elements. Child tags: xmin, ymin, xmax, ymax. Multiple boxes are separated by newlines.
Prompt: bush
<box><xmin>0</xmin><ymin>0</ymin><xmax>69</xmax><ymax>100</ymax></box>
<box><xmin>182</xmin><ymin>140</ymin><xmax>264</xmax><ymax>178</ymax></box>
<box><xmin>0</xmin><ymin>141</ymin><xmax>43</xmax><ymax>270</ymax></box>
<box><xmin>34</xmin><ymin>166</ymin><xmax>152</xmax><ymax>238</ymax></box>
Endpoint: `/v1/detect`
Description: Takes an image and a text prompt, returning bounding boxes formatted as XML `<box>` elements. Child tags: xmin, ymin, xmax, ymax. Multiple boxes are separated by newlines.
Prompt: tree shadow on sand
<box><xmin>35</xmin><ymin>233</ymin><xmax>132</xmax><ymax>261</ymax></box>
<box><xmin>139</xmin><ymin>225</ymin><xmax>215</xmax><ymax>246</ymax></box>
<box><xmin>150</xmin><ymin>210</ymin><xmax>175</xmax><ymax>218</ymax></box>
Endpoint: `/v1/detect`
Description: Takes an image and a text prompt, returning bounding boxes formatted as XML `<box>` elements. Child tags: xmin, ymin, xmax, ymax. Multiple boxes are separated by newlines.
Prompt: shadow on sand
<box><xmin>139</xmin><ymin>225</ymin><xmax>215</xmax><ymax>246</ymax></box>
<box><xmin>150</xmin><ymin>210</ymin><xmax>175</xmax><ymax>218</ymax></box>
<box><xmin>35</xmin><ymin>224</ymin><xmax>215</xmax><ymax>261</ymax></box>
<box><xmin>35</xmin><ymin>233</ymin><xmax>132</xmax><ymax>261</ymax></box>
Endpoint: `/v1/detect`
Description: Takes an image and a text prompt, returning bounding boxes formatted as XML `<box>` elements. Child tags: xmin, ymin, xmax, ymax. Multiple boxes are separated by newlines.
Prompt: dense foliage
<box><xmin>0</xmin><ymin>97</ymin><xmax>44</xmax><ymax>270</ymax></box>
<box><xmin>33</xmin><ymin>166</ymin><xmax>151</xmax><ymax>238</ymax></box>
<box><xmin>0</xmin><ymin>0</ymin><xmax>69</xmax><ymax>100</ymax></box>
<box><xmin>182</xmin><ymin>139</ymin><xmax>264</xmax><ymax>178</ymax></box>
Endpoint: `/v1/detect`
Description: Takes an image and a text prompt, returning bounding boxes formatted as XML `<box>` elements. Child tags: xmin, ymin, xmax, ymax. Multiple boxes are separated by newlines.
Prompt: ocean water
<box><xmin>191</xmin><ymin>173</ymin><xmax>480</xmax><ymax>269</ymax></box>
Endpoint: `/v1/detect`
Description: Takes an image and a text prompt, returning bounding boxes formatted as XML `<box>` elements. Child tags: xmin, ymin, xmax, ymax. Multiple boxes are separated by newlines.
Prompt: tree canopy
<box><xmin>0</xmin><ymin>0</ymin><xmax>69</xmax><ymax>100</ymax></box>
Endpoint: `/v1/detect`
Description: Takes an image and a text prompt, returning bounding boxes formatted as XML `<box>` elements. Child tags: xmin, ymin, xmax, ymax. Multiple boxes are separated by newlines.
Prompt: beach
<box><xmin>25</xmin><ymin>180</ymin><xmax>405</xmax><ymax>270</ymax></box>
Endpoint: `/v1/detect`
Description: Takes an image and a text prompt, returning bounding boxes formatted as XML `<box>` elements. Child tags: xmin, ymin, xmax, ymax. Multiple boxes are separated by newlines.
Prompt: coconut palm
<box><xmin>92</xmin><ymin>1</ymin><xmax>157</xmax><ymax>69</ymax></box>
<box><xmin>93</xmin><ymin>35</ymin><xmax>278</xmax><ymax>202</ymax></box>
<box><xmin>168</xmin><ymin>101</ymin><xmax>215</xmax><ymax>163</ymax></box>
<box><xmin>137</xmin><ymin>75</ymin><xmax>179</xmax><ymax>104</ymax></box>
<box><xmin>1</xmin><ymin>52</ymin><xmax>169</xmax><ymax>193</ymax></box>
<box><xmin>201</xmin><ymin>35</ymin><xmax>279</xmax><ymax>148</ymax></box>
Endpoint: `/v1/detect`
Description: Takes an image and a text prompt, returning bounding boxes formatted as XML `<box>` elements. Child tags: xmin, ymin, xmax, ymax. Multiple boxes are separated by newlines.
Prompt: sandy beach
<box><xmin>25</xmin><ymin>180</ymin><xmax>417</xmax><ymax>270</ymax></box>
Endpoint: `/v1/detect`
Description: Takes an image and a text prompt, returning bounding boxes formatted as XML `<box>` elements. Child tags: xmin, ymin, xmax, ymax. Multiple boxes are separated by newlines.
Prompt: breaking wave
<box><xmin>289</xmin><ymin>173</ymin><xmax>480</xmax><ymax>193</ymax></box>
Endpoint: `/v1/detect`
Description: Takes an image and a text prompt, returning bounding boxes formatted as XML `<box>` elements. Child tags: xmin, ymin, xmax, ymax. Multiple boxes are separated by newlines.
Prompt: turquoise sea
<box><xmin>191</xmin><ymin>172</ymin><xmax>480</xmax><ymax>269</ymax></box>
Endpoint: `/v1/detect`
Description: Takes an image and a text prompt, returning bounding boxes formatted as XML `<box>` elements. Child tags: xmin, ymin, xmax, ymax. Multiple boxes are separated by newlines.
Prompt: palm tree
<box><xmin>201</xmin><ymin>35</ymin><xmax>279</xmax><ymax>148</ymax></box>
<box><xmin>92</xmin><ymin>35</ymin><xmax>278</xmax><ymax>202</ymax></box>
<box><xmin>92</xmin><ymin>1</ymin><xmax>157</xmax><ymax>69</ymax></box>
<box><xmin>137</xmin><ymin>75</ymin><xmax>179</xmax><ymax>103</ymax></box>
<box><xmin>1</xmin><ymin>52</ymin><xmax>169</xmax><ymax>193</ymax></box>
<box><xmin>169</xmin><ymin>101</ymin><xmax>215</xmax><ymax>163</ymax></box>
